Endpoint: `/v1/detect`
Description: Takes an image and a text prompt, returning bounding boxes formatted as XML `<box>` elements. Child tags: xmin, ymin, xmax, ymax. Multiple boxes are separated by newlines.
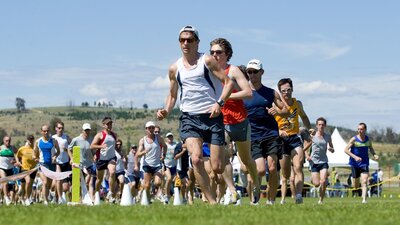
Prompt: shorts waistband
<box><xmin>182</xmin><ymin>112</ymin><xmax>212</xmax><ymax>117</ymax></box>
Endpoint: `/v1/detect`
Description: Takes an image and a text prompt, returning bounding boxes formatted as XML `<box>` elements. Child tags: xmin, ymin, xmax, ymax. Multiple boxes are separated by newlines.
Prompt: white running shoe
<box><xmin>5</xmin><ymin>197</ymin><xmax>12</xmax><ymax>206</ymax></box>
<box><xmin>25</xmin><ymin>198</ymin><xmax>33</xmax><ymax>206</ymax></box>
<box><xmin>266</xmin><ymin>200</ymin><xmax>275</xmax><ymax>205</ymax></box>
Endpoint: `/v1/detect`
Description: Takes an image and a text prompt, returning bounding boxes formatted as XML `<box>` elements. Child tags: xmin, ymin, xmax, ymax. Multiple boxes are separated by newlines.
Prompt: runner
<box><xmin>90</xmin><ymin>117</ymin><xmax>118</xmax><ymax>204</ymax></box>
<box><xmin>15</xmin><ymin>134</ymin><xmax>37</xmax><ymax>205</ymax></box>
<box><xmin>157</xmin><ymin>25</ymin><xmax>234</xmax><ymax>204</ymax></box>
<box><xmin>344</xmin><ymin>122</ymin><xmax>379</xmax><ymax>203</ymax></box>
<box><xmin>33</xmin><ymin>125</ymin><xmax>60</xmax><ymax>205</ymax></box>
<box><xmin>305</xmin><ymin>117</ymin><xmax>334</xmax><ymax>204</ymax></box>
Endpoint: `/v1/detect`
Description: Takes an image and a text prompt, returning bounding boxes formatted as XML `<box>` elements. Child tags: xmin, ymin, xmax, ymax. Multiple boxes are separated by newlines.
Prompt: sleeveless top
<box><xmin>142</xmin><ymin>135</ymin><xmax>162</xmax><ymax>167</ymax></box>
<box><xmin>274</xmin><ymin>98</ymin><xmax>300</xmax><ymax>136</ymax></box>
<box><xmin>165</xmin><ymin>142</ymin><xmax>177</xmax><ymax>168</ymax></box>
<box><xmin>99</xmin><ymin>132</ymin><xmax>116</xmax><ymax>160</ymax></box>
<box><xmin>349</xmin><ymin>135</ymin><xmax>371</xmax><ymax>168</ymax></box>
<box><xmin>243</xmin><ymin>85</ymin><xmax>279</xmax><ymax>141</ymax></box>
<box><xmin>221</xmin><ymin>65</ymin><xmax>248</xmax><ymax>124</ymax></box>
<box><xmin>38</xmin><ymin>137</ymin><xmax>56</xmax><ymax>164</ymax></box>
<box><xmin>176</xmin><ymin>53</ymin><xmax>223</xmax><ymax>114</ymax></box>
<box><xmin>0</xmin><ymin>148</ymin><xmax>15</xmax><ymax>169</ymax></box>
<box><xmin>126</xmin><ymin>151</ymin><xmax>136</xmax><ymax>176</ymax></box>
<box><xmin>310</xmin><ymin>133</ymin><xmax>332</xmax><ymax>164</ymax></box>
<box><xmin>52</xmin><ymin>133</ymin><xmax>70</xmax><ymax>164</ymax></box>
<box><xmin>115</xmin><ymin>150</ymin><xmax>125</xmax><ymax>173</ymax></box>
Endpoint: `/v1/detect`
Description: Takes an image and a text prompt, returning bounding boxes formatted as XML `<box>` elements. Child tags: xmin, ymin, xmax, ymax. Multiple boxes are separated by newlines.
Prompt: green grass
<box><xmin>1</xmin><ymin>197</ymin><xmax>399</xmax><ymax>225</ymax></box>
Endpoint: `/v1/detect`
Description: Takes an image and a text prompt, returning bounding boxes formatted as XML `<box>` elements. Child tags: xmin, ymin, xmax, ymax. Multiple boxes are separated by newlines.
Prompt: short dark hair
<box><xmin>237</xmin><ymin>65</ymin><xmax>249</xmax><ymax>80</ymax></box>
<box><xmin>27</xmin><ymin>134</ymin><xmax>35</xmax><ymax>140</ymax></box>
<box><xmin>359</xmin><ymin>122</ymin><xmax>367</xmax><ymax>130</ymax></box>
<box><xmin>210</xmin><ymin>38</ymin><xmax>233</xmax><ymax>62</ymax></box>
<box><xmin>316</xmin><ymin>117</ymin><xmax>327</xmax><ymax>125</ymax></box>
<box><xmin>102</xmin><ymin>116</ymin><xmax>112</xmax><ymax>124</ymax></box>
<box><xmin>277</xmin><ymin>78</ymin><xmax>293</xmax><ymax>91</ymax></box>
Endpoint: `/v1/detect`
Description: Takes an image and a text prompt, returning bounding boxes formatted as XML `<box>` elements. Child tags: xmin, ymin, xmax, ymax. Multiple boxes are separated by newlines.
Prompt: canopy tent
<box><xmin>304</xmin><ymin>128</ymin><xmax>379</xmax><ymax>170</ymax></box>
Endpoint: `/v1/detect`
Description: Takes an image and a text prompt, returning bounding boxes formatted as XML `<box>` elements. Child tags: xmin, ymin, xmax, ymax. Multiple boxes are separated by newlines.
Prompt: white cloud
<box><xmin>224</xmin><ymin>28</ymin><xmax>351</xmax><ymax>60</ymax></box>
<box><xmin>150</xmin><ymin>74</ymin><xmax>170</xmax><ymax>88</ymax></box>
<box><xmin>80</xmin><ymin>83</ymin><xmax>105</xmax><ymax>97</ymax></box>
<box><xmin>275</xmin><ymin>41</ymin><xmax>351</xmax><ymax>60</ymax></box>
<box><xmin>296</xmin><ymin>80</ymin><xmax>349</xmax><ymax>95</ymax></box>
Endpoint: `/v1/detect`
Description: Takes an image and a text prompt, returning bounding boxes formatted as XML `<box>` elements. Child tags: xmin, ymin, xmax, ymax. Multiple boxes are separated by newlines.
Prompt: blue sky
<box><xmin>1</xmin><ymin>1</ymin><xmax>399</xmax><ymax>132</ymax></box>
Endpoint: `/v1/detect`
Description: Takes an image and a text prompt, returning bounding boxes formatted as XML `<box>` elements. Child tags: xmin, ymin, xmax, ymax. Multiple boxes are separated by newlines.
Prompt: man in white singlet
<box><xmin>52</xmin><ymin>121</ymin><xmax>71</xmax><ymax>204</ymax></box>
<box><xmin>136</xmin><ymin>121</ymin><xmax>167</xmax><ymax>203</ymax></box>
<box><xmin>90</xmin><ymin>117</ymin><xmax>117</xmax><ymax>204</ymax></box>
<box><xmin>157</xmin><ymin>25</ymin><xmax>234</xmax><ymax>204</ymax></box>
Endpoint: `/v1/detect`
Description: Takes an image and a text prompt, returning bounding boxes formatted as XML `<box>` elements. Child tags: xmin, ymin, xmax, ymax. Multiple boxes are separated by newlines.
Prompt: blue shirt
<box><xmin>243</xmin><ymin>85</ymin><xmax>279</xmax><ymax>141</ymax></box>
<box><xmin>349</xmin><ymin>135</ymin><xmax>370</xmax><ymax>168</ymax></box>
<box><xmin>38</xmin><ymin>137</ymin><xmax>55</xmax><ymax>164</ymax></box>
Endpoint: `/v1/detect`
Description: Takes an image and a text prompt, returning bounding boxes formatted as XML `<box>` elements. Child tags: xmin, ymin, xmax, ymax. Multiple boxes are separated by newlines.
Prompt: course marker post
<box><xmin>71</xmin><ymin>146</ymin><xmax>81</xmax><ymax>203</ymax></box>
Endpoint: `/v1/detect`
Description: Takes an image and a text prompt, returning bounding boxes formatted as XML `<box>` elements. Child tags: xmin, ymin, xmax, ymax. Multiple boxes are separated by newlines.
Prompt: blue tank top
<box><xmin>38</xmin><ymin>137</ymin><xmax>55</xmax><ymax>164</ymax></box>
<box><xmin>243</xmin><ymin>85</ymin><xmax>279</xmax><ymax>141</ymax></box>
<box><xmin>349</xmin><ymin>135</ymin><xmax>370</xmax><ymax>168</ymax></box>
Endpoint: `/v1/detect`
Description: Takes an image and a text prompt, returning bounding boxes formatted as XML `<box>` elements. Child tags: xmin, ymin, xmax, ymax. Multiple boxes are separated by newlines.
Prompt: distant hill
<box><xmin>0</xmin><ymin>106</ymin><xmax>181</xmax><ymax>150</ymax></box>
<box><xmin>0</xmin><ymin>106</ymin><xmax>398</xmax><ymax>167</ymax></box>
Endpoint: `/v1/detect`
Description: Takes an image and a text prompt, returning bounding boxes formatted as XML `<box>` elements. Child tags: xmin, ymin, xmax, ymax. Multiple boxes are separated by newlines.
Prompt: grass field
<box><xmin>1</xmin><ymin>197</ymin><xmax>399</xmax><ymax>225</ymax></box>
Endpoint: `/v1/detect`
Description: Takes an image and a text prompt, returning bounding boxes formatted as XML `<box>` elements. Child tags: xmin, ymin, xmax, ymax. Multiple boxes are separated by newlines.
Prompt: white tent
<box><xmin>304</xmin><ymin>128</ymin><xmax>379</xmax><ymax>170</ymax></box>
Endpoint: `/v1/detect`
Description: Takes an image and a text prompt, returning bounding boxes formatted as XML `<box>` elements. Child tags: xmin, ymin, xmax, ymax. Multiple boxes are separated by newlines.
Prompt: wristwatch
<box><xmin>216</xmin><ymin>99</ymin><xmax>225</xmax><ymax>107</ymax></box>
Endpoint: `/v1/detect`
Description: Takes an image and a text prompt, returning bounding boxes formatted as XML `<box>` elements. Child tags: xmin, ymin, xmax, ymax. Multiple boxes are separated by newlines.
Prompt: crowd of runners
<box><xmin>0</xmin><ymin>25</ymin><xmax>379</xmax><ymax>206</ymax></box>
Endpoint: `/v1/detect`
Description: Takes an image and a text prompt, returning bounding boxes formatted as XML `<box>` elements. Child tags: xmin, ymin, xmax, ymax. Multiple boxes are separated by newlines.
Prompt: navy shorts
<box><xmin>0</xmin><ymin>168</ymin><xmax>14</xmax><ymax>176</ymax></box>
<box><xmin>143</xmin><ymin>165</ymin><xmax>162</xmax><ymax>175</ymax></box>
<box><xmin>251</xmin><ymin>136</ymin><xmax>282</xmax><ymax>160</ymax></box>
<box><xmin>179</xmin><ymin>112</ymin><xmax>225</xmax><ymax>145</ymax></box>
<box><xmin>126</xmin><ymin>173</ymin><xmax>140</xmax><ymax>186</ymax></box>
<box><xmin>225</xmin><ymin>119</ymin><xmax>251</xmax><ymax>142</ymax></box>
<box><xmin>20</xmin><ymin>170</ymin><xmax>37</xmax><ymax>183</ymax></box>
<box><xmin>351</xmin><ymin>166</ymin><xmax>369</xmax><ymax>179</ymax></box>
<box><xmin>116</xmin><ymin>171</ymin><xmax>125</xmax><ymax>179</ymax></box>
<box><xmin>165</xmin><ymin>166</ymin><xmax>177</xmax><ymax>176</ymax></box>
<box><xmin>57</xmin><ymin>162</ymin><xmax>72</xmax><ymax>172</ymax></box>
<box><xmin>84</xmin><ymin>164</ymin><xmax>97</xmax><ymax>176</ymax></box>
<box><xmin>281</xmin><ymin>134</ymin><xmax>303</xmax><ymax>155</ymax></box>
<box><xmin>311</xmin><ymin>162</ymin><xmax>329</xmax><ymax>172</ymax></box>
<box><xmin>178</xmin><ymin>170</ymin><xmax>188</xmax><ymax>180</ymax></box>
<box><xmin>57</xmin><ymin>162</ymin><xmax>72</xmax><ymax>182</ymax></box>
<box><xmin>96</xmin><ymin>157</ymin><xmax>117</xmax><ymax>171</ymax></box>
<box><xmin>39</xmin><ymin>162</ymin><xmax>56</xmax><ymax>172</ymax></box>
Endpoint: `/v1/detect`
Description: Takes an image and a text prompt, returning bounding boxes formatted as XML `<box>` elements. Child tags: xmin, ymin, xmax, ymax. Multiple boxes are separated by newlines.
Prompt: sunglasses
<box><xmin>57</xmin><ymin>127</ymin><xmax>64</xmax><ymax>129</ymax></box>
<box><xmin>247</xmin><ymin>70</ymin><xmax>259</xmax><ymax>75</ymax></box>
<box><xmin>280</xmin><ymin>88</ymin><xmax>292</xmax><ymax>93</ymax></box>
<box><xmin>179</xmin><ymin>38</ymin><xmax>196</xmax><ymax>43</ymax></box>
<box><xmin>210</xmin><ymin>50</ymin><xmax>224</xmax><ymax>55</ymax></box>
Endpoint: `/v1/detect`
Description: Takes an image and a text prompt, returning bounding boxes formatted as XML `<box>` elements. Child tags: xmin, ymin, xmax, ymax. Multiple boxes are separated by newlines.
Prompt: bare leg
<box><xmin>187</xmin><ymin>138</ymin><xmax>216</xmax><ymax>204</ymax></box>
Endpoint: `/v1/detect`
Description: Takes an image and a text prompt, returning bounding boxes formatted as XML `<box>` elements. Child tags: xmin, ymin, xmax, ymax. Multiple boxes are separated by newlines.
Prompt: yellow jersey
<box><xmin>274</xmin><ymin>98</ymin><xmax>300</xmax><ymax>136</ymax></box>
<box><xmin>16</xmin><ymin>145</ymin><xmax>37</xmax><ymax>170</ymax></box>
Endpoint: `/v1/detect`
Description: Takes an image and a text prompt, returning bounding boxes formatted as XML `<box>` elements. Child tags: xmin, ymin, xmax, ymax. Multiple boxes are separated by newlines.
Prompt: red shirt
<box><xmin>221</xmin><ymin>65</ymin><xmax>248</xmax><ymax>125</ymax></box>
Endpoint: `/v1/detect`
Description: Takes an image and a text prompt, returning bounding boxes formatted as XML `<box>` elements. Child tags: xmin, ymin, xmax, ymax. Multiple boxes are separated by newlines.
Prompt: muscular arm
<box><xmin>344</xmin><ymin>137</ymin><xmax>360</xmax><ymax>161</ymax></box>
<box><xmin>90</xmin><ymin>133</ymin><xmax>104</xmax><ymax>150</ymax></box>
<box><xmin>136</xmin><ymin>138</ymin><xmax>147</xmax><ymax>158</ymax></box>
<box><xmin>297</xmin><ymin>101</ymin><xmax>311</xmax><ymax>129</ymax></box>
<box><xmin>157</xmin><ymin>64</ymin><xmax>179</xmax><ymax>120</ymax></box>
<box><xmin>369</xmin><ymin>142</ymin><xmax>379</xmax><ymax>160</ymax></box>
<box><xmin>53</xmin><ymin>140</ymin><xmax>60</xmax><ymax>158</ymax></box>
<box><xmin>205</xmin><ymin>55</ymin><xmax>233</xmax><ymax>117</ymax></box>
<box><xmin>226</xmin><ymin>65</ymin><xmax>252</xmax><ymax>100</ymax></box>
<box><xmin>33</xmin><ymin>140</ymin><xmax>39</xmax><ymax>160</ymax></box>
<box><xmin>269</xmin><ymin>91</ymin><xmax>289</xmax><ymax>116</ymax></box>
